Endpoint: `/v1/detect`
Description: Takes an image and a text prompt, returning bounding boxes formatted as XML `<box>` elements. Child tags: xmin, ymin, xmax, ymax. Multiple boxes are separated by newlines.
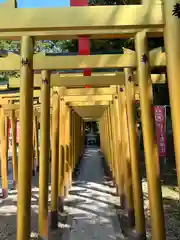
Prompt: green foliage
<box><xmin>89</xmin><ymin>0</ymin><xmax>141</xmax><ymax>5</ymax></box>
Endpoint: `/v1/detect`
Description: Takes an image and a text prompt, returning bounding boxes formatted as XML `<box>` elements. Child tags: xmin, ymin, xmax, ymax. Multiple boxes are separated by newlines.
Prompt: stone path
<box><xmin>63</xmin><ymin>147</ymin><xmax>125</xmax><ymax>240</ymax></box>
<box><xmin>0</xmin><ymin>148</ymin><xmax>180</xmax><ymax>239</ymax></box>
<box><xmin>0</xmin><ymin>148</ymin><xmax>124</xmax><ymax>240</ymax></box>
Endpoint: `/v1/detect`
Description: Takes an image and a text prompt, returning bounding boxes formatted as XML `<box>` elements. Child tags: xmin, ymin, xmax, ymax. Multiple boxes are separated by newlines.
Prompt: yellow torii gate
<box><xmin>0</xmin><ymin>1</ymin><xmax>179</xmax><ymax>240</ymax></box>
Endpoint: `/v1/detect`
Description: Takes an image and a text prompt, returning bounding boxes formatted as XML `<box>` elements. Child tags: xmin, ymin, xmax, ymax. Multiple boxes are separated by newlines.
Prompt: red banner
<box><xmin>154</xmin><ymin>106</ymin><xmax>167</xmax><ymax>157</ymax></box>
<box><xmin>79</xmin><ymin>37</ymin><xmax>91</xmax><ymax>76</ymax></box>
<box><xmin>70</xmin><ymin>0</ymin><xmax>92</xmax><ymax>80</ymax></box>
<box><xmin>70</xmin><ymin>0</ymin><xmax>88</xmax><ymax>6</ymax></box>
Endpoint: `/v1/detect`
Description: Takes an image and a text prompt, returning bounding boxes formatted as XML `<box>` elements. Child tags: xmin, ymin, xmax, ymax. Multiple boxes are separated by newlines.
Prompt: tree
<box><xmin>0</xmin><ymin>40</ymin><xmax>66</xmax><ymax>79</ymax></box>
<box><xmin>89</xmin><ymin>0</ymin><xmax>141</xmax><ymax>5</ymax></box>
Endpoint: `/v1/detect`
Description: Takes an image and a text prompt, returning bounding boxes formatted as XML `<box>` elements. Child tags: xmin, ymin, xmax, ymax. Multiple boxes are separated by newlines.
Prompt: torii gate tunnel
<box><xmin>0</xmin><ymin>0</ymin><xmax>180</xmax><ymax>239</ymax></box>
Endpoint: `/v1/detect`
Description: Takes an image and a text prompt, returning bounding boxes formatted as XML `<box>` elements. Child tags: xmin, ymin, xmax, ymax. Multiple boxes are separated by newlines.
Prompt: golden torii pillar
<box><xmin>118</xmin><ymin>86</ymin><xmax>135</xmax><ymax>227</ymax></box>
<box><xmin>136</xmin><ymin>31</ymin><xmax>165</xmax><ymax>240</ymax></box>
<box><xmin>124</xmin><ymin>69</ymin><xmax>145</xmax><ymax>237</ymax></box>
<box><xmin>33</xmin><ymin>112</ymin><xmax>40</xmax><ymax>172</ymax></box>
<box><xmin>58</xmin><ymin>91</ymin><xmax>66</xmax><ymax>212</ymax></box>
<box><xmin>64</xmin><ymin>103</ymin><xmax>70</xmax><ymax>198</ymax></box>
<box><xmin>0</xmin><ymin>109</ymin><xmax>8</xmax><ymax>198</ymax></box>
<box><xmin>38</xmin><ymin>70</ymin><xmax>51</xmax><ymax>239</ymax></box>
<box><xmin>114</xmin><ymin>94</ymin><xmax>126</xmax><ymax>208</ymax></box>
<box><xmin>50</xmin><ymin>91</ymin><xmax>59</xmax><ymax>229</ymax></box>
<box><xmin>164</xmin><ymin>0</ymin><xmax>180</xmax><ymax>196</ymax></box>
<box><xmin>17</xmin><ymin>36</ymin><xmax>34</xmax><ymax>240</ymax></box>
<box><xmin>10</xmin><ymin>107</ymin><xmax>18</xmax><ymax>189</ymax></box>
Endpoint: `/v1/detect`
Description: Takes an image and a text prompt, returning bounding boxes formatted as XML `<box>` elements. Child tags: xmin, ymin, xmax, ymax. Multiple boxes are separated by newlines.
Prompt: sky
<box><xmin>0</xmin><ymin>0</ymin><xmax>70</xmax><ymax>8</ymax></box>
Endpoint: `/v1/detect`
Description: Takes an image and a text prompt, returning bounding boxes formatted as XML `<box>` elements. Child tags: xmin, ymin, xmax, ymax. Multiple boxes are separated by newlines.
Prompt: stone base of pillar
<box><xmin>120</xmin><ymin>194</ymin><xmax>126</xmax><ymax>210</ymax></box>
<box><xmin>58</xmin><ymin>197</ymin><xmax>64</xmax><ymax>213</ymax></box>
<box><xmin>32</xmin><ymin>169</ymin><xmax>35</xmax><ymax>176</ymax></box>
<box><xmin>122</xmin><ymin>228</ymin><xmax>147</xmax><ymax>240</ymax></box>
<box><xmin>128</xmin><ymin>208</ymin><xmax>135</xmax><ymax>228</ymax></box>
<box><xmin>13</xmin><ymin>180</ymin><xmax>17</xmax><ymax>190</ymax></box>
<box><xmin>2</xmin><ymin>188</ymin><xmax>8</xmax><ymax>199</ymax></box>
<box><xmin>134</xmin><ymin>232</ymin><xmax>147</xmax><ymax>240</ymax></box>
<box><xmin>123</xmin><ymin>229</ymin><xmax>147</xmax><ymax>240</ymax></box>
<box><xmin>38</xmin><ymin>235</ymin><xmax>48</xmax><ymax>240</ymax></box>
<box><xmin>50</xmin><ymin>210</ymin><xmax>58</xmax><ymax>230</ymax></box>
<box><xmin>118</xmin><ymin>205</ymin><xmax>146</xmax><ymax>240</ymax></box>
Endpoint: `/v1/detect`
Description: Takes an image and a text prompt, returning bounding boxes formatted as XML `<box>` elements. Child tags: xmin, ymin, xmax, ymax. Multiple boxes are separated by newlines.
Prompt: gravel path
<box><xmin>142</xmin><ymin>180</ymin><xmax>180</xmax><ymax>240</ymax></box>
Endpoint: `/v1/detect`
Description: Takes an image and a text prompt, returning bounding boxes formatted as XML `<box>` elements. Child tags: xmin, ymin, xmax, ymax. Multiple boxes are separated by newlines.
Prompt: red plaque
<box><xmin>154</xmin><ymin>106</ymin><xmax>167</xmax><ymax>157</ymax></box>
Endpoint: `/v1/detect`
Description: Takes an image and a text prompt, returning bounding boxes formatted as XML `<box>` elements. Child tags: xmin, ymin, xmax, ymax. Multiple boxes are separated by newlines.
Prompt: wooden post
<box><xmin>0</xmin><ymin>109</ymin><xmax>8</xmax><ymax>198</ymax></box>
<box><xmin>58</xmin><ymin>96</ymin><xmax>65</xmax><ymax>212</ymax></box>
<box><xmin>68</xmin><ymin>109</ymin><xmax>73</xmax><ymax>188</ymax></box>
<box><xmin>124</xmin><ymin>68</ymin><xmax>146</xmax><ymax>238</ymax></box>
<box><xmin>64</xmin><ymin>104</ymin><xmax>70</xmax><ymax>197</ymax></box>
<box><xmin>32</xmin><ymin>119</ymin><xmax>35</xmax><ymax>176</ymax></box>
<box><xmin>74</xmin><ymin>113</ymin><xmax>77</xmax><ymax>168</ymax></box>
<box><xmin>104</xmin><ymin>111</ymin><xmax>111</xmax><ymax>170</ymax></box>
<box><xmin>59</xmin><ymin>145</ymin><xmax>65</xmax><ymax>212</ymax></box>
<box><xmin>135</xmin><ymin>31</ymin><xmax>166</xmax><ymax>239</ymax></box>
<box><xmin>10</xmin><ymin>109</ymin><xmax>18</xmax><ymax>189</ymax></box>
<box><xmin>71</xmin><ymin>110</ymin><xmax>75</xmax><ymax>172</ymax></box>
<box><xmin>110</xmin><ymin>101</ymin><xmax>119</xmax><ymax>192</ymax></box>
<box><xmin>107</xmin><ymin>107</ymin><xmax>115</xmax><ymax>180</ymax></box>
<box><xmin>164</xmin><ymin>0</ymin><xmax>180</xmax><ymax>196</ymax></box>
<box><xmin>5</xmin><ymin>116</ymin><xmax>9</xmax><ymax>172</ymax></box>
<box><xmin>104</xmin><ymin>109</ymin><xmax>112</xmax><ymax>173</ymax></box>
<box><xmin>114</xmin><ymin>94</ymin><xmax>126</xmax><ymax>209</ymax></box>
<box><xmin>64</xmin><ymin>144</ymin><xmax>69</xmax><ymax>197</ymax></box>
<box><xmin>50</xmin><ymin>91</ymin><xmax>59</xmax><ymax>229</ymax></box>
<box><xmin>34</xmin><ymin>113</ymin><xmax>39</xmax><ymax>172</ymax></box>
<box><xmin>17</xmin><ymin>36</ymin><xmax>34</xmax><ymax>240</ymax></box>
<box><xmin>118</xmin><ymin>86</ymin><xmax>135</xmax><ymax>227</ymax></box>
<box><xmin>38</xmin><ymin>70</ymin><xmax>50</xmax><ymax>239</ymax></box>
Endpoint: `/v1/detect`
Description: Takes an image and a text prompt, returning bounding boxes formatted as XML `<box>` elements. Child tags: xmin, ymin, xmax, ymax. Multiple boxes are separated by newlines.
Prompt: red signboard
<box><xmin>154</xmin><ymin>106</ymin><xmax>167</xmax><ymax>157</ymax></box>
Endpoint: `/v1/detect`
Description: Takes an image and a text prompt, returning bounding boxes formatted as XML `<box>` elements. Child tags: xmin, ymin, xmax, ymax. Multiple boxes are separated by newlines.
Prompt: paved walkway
<box><xmin>1</xmin><ymin>148</ymin><xmax>180</xmax><ymax>239</ymax></box>
<box><xmin>63</xmin><ymin>147</ymin><xmax>125</xmax><ymax>240</ymax></box>
<box><xmin>0</xmin><ymin>148</ymin><xmax>124</xmax><ymax>239</ymax></box>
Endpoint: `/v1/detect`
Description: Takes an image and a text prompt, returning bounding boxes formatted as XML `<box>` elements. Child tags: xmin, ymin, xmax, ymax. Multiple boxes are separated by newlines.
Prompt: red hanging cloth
<box><xmin>70</xmin><ymin>0</ymin><xmax>92</xmax><ymax>82</ymax></box>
